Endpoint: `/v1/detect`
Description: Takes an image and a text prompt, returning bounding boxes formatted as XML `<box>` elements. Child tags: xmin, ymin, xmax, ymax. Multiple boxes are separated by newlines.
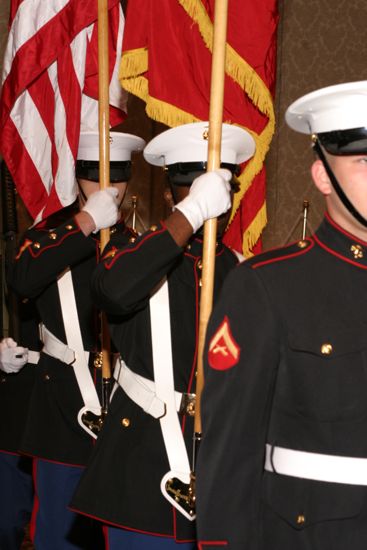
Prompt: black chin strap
<box><xmin>77</xmin><ymin>181</ymin><xmax>88</xmax><ymax>203</ymax></box>
<box><xmin>313</xmin><ymin>138</ymin><xmax>367</xmax><ymax>228</ymax></box>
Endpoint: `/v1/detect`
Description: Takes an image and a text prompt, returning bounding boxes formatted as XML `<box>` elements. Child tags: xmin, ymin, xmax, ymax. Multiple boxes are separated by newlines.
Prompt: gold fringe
<box><xmin>179</xmin><ymin>0</ymin><xmax>274</xmax><ymax>118</ymax></box>
<box><xmin>178</xmin><ymin>0</ymin><xmax>275</xmax><ymax>251</ymax></box>
<box><xmin>229</xmin><ymin>117</ymin><xmax>275</xmax><ymax>227</ymax></box>
<box><xmin>146</xmin><ymin>97</ymin><xmax>201</xmax><ymax>126</ymax></box>
<box><xmin>120</xmin><ymin>47</ymin><xmax>148</xmax><ymax>80</ymax></box>
<box><xmin>241</xmin><ymin>203</ymin><xmax>268</xmax><ymax>258</ymax></box>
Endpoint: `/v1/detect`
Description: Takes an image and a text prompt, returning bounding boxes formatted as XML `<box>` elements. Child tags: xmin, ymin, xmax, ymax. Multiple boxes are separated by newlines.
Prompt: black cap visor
<box><xmin>318</xmin><ymin>127</ymin><xmax>367</xmax><ymax>156</ymax></box>
<box><xmin>167</xmin><ymin>161</ymin><xmax>240</xmax><ymax>189</ymax></box>
<box><xmin>76</xmin><ymin>160</ymin><xmax>132</xmax><ymax>182</ymax></box>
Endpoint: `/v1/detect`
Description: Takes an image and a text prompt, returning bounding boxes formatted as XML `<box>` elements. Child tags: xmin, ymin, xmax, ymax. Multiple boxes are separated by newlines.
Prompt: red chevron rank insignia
<box><xmin>208</xmin><ymin>316</ymin><xmax>240</xmax><ymax>370</ymax></box>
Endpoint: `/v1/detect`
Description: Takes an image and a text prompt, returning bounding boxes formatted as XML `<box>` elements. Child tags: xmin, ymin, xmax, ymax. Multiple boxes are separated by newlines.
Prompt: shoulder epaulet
<box><xmin>246</xmin><ymin>238</ymin><xmax>314</xmax><ymax>269</ymax></box>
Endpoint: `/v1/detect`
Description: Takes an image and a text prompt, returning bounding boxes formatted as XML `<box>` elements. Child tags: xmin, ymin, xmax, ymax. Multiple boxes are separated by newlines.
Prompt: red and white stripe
<box><xmin>0</xmin><ymin>0</ymin><xmax>127</xmax><ymax>222</ymax></box>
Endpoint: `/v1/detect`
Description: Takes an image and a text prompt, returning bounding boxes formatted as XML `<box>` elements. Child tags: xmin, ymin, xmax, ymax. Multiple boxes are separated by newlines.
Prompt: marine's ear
<box><xmin>311</xmin><ymin>159</ymin><xmax>333</xmax><ymax>196</ymax></box>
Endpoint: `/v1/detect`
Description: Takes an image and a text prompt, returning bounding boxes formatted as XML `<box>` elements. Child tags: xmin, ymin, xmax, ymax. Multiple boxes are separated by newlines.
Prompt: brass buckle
<box><xmin>179</xmin><ymin>393</ymin><xmax>196</xmax><ymax>416</ymax></box>
<box><xmin>81</xmin><ymin>410</ymin><xmax>105</xmax><ymax>437</ymax></box>
<box><xmin>165</xmin><ymin>473</ymin><xmax>196</xmax><ymax>518</ymax></box>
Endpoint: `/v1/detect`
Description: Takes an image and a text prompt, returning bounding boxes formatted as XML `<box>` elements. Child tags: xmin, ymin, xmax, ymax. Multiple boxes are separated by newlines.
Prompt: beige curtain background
<box><xmin>1</xmin><ymin>0</ymin><xmax>367</xmax><ymax>245</ymax></box>
<box><xmin>264</xmin><ymin>0</ymin><xmax>367</xmax><ymax>249</ymax></box>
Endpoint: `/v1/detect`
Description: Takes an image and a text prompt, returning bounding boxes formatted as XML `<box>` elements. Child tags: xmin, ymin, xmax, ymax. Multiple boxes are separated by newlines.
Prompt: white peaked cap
<box><xmin>286</xmin><ymin>81</ymin><xmax>367</xmax><ymax>134</ymax></box>
<box><xmin>77</xmin><ymin>131</ymin><xmax>146</xmax><ymax>161</ymax></box>
<box><xmin>143</xmin><ymin>122</ymin><xmax>256</xmax><ymax>166</ymax></box>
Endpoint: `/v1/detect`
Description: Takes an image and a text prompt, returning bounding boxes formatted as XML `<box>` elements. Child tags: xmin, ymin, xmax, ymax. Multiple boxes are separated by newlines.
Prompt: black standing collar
<box><xmin>314</xmin><ymin>213</ymin><xmax>367</xmax><ymax>268</ymax></box>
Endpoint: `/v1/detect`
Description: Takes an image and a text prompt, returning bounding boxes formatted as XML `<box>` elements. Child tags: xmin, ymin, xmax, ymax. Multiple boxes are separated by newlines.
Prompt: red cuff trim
<box><xmin>23</xmin><ymin>227</ymin><xmax>81</xmax><ymax>258</ymax></box>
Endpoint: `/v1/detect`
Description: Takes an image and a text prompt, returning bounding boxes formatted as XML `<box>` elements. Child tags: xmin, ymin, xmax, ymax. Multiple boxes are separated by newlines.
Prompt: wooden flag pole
<box><xmin>194</xmin><ymin>0</ymin><xmax>229</xmax><ymax>440</ymax></box>
<box><xmin>97</xmin><ymin>0</ymin><xmax>112</xmax><ymax>412</ymax></box>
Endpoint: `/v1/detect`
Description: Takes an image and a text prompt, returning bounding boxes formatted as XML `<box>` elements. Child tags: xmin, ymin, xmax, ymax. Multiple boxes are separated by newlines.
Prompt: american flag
<box><xmin>0</xmin><ymin>0</ymin><xmax>127</xmax><ymax>222</ymax></box>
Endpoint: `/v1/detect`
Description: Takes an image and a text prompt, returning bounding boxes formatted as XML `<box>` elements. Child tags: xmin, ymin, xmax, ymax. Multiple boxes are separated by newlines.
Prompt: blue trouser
<box><xmin>105</xmin><ymin>526</ymin><xmax>197</xmax><ymax>549</ymax></box>
<box><xmin>33</xmin><ymin>458</ymin><xmax>104</xmax><ymax>550</ymax></box>
<box><xmin>0</xmin><ymin>452</ymin><xmax>33</xmax><ymax>550</ymax></box>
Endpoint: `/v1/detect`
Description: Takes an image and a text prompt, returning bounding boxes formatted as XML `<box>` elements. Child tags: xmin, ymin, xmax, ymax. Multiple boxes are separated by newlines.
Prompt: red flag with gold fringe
<box><xmin>120</xmin><ymin>0</ymin><xmax>278</xmax><ymax>256</ymax></box>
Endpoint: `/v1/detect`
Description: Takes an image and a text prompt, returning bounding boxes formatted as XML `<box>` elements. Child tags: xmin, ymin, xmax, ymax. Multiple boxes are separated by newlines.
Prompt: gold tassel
<box><xmin>241</xmin><ymin>203</ymin><xmax>268</xmax><ymax>258</ymax></box>
<box><xmin>120</xmin><ymin>47</ymin><xmax>148</xmax><ymax>79</ymax></box>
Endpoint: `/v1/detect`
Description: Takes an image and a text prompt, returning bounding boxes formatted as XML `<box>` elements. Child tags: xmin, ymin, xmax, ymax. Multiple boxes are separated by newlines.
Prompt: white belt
<box><xmin>41</xmin><ymin>324</ymin><xmax>76</xmax><ymax>364</ymax></box>
<box><xmin>57</xmin><ymin>270</ymin><xmax>101</xmax><ymax>438</ymax></box>
<box><xmin>265</xmin><ymin>444</ymin><xmax>367</xmax><ymax>486</ymax></box>
<box><xmin>114</xmin><ymin>359</ymin><xmax>195</xmax><ymax>419</ymax></box>
<box><xmin>150</xmin><ymin>279</ymin><xmax>195</xmax><ymax>521</ymax></box>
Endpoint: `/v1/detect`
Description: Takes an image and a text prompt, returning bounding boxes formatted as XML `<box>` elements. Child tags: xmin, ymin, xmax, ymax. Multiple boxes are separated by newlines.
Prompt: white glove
<box><xmin>82</xmin><ymin>188</ymin><xmax>119</xmax><ymax>232</ymax></box>
<box><xmin>174</xmin><ymin>169</ymin><xmax>232</xmax><ymax>233</ymax></box>
<box><xmin>0</xmin><ymin>338</ymin><xmax>29</xmax><ymax>374</ymax></box>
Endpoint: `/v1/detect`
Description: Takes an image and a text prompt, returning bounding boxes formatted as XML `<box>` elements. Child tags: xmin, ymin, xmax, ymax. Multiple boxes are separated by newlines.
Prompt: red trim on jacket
<box><xmin>68</xmin><ymin>507</ymin><xmax>196</xmax><ymax>543</ymax></box>
<box><xmin>104</xmin><ymin>226</ymin><xmax>167</xmax><ymax>269</ymax></box>
<box><xmin>18</xmin><ymin>451</ymin><xmax>87</xmax><ymax>468</ymax></box>
<box><xmin>252</xmin><ymin>240</ymin><xmax>314</xmax><ymax>269</ymax></box>
<box><xmin>0</xmin><ymin>449</ymin><xmax>22</xmax><ymax>456</ymax></box>
<box><xmin>325</xmin><ymin>211</ymin><xmax>367</xmax><ymax>245</ymax></box>
<box><xmin>198</xmin><ymin>541</ymin><xmax>228</xmax><ymax>548</ymax></box>
<box><xmin>23</xmin><ymin>227</ymin><xmax>81</xmax><ymax>258</ymax></box>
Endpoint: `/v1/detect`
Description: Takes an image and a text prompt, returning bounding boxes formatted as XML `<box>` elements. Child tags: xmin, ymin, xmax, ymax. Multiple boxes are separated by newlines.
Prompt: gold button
<box><xmin>110</xmin><ymin>227</ymin><xmax>117</xmax><ymax>234</ymax></box>
<box><xmin>150</xmin><ymin>225</ymin><xmax>158</xmax><ymax>232</ymax></box>
<box><xmin>33</xmin><ymin>242</ymin><xmax>41</xmax><ymax>249</ymax></box>
<box><xmin>199</xmin><ymin>278</ymin><xmax>202</xmax><ymax>287</ymax></box>
<box><xmin>197</xmin><ymin>259</ymin><xmax>203</xmax><ymax>270</ymax></box>
<box><xmin>186</xmin><ymin>401</ymin><xmax>195</xmax><ymax>416</ymax></box>
<box><xmin>321</xmin><ymin>343</ymin><xmax>333</xmax><ymax>355</ymax></box>
<box><xmin>351</xmin><ymin>244</ymin><xmax>363</xmax><ymax>259</ymax></box>
<box><xmin>186</xmin><ymin>244</ymin><xmax>191</xmax><ymax>251</ymax></box>
<box><xmin>296</xmin><ymin>514</ymin><xmax>305</xmax><ymax>525</ymax></box>
<box><xmin>297</xmin><ymin>240</ymin><xmax>308</xmax><ymax>249</ymax></box>
<box><xmin>121</xmin><ymin>418</ymin><xmax>130</xmax><ymax>428</ymax></box>
<box><xmin>129</xmin><ymin>237</ymin><xmax>136</xmax><ymax>243</ymax></box>
<box><xmin>49</xmin><ymin>232</ymin><xmax>57</xmax><ymax>240</ymax></box>
<box><xmin>93</xmin><ymin>352</ymin><xmax>103</xmax><ymax>369</ymax></box>
<box><xmin>65</xmin><ymin>224</ymin><xmax>73</xmax><ymax>230</ymax></box>
<box><xmin>44</xmin><ymin>374</ymin><xmax>50</xmax><ymax>381</ymax></box>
